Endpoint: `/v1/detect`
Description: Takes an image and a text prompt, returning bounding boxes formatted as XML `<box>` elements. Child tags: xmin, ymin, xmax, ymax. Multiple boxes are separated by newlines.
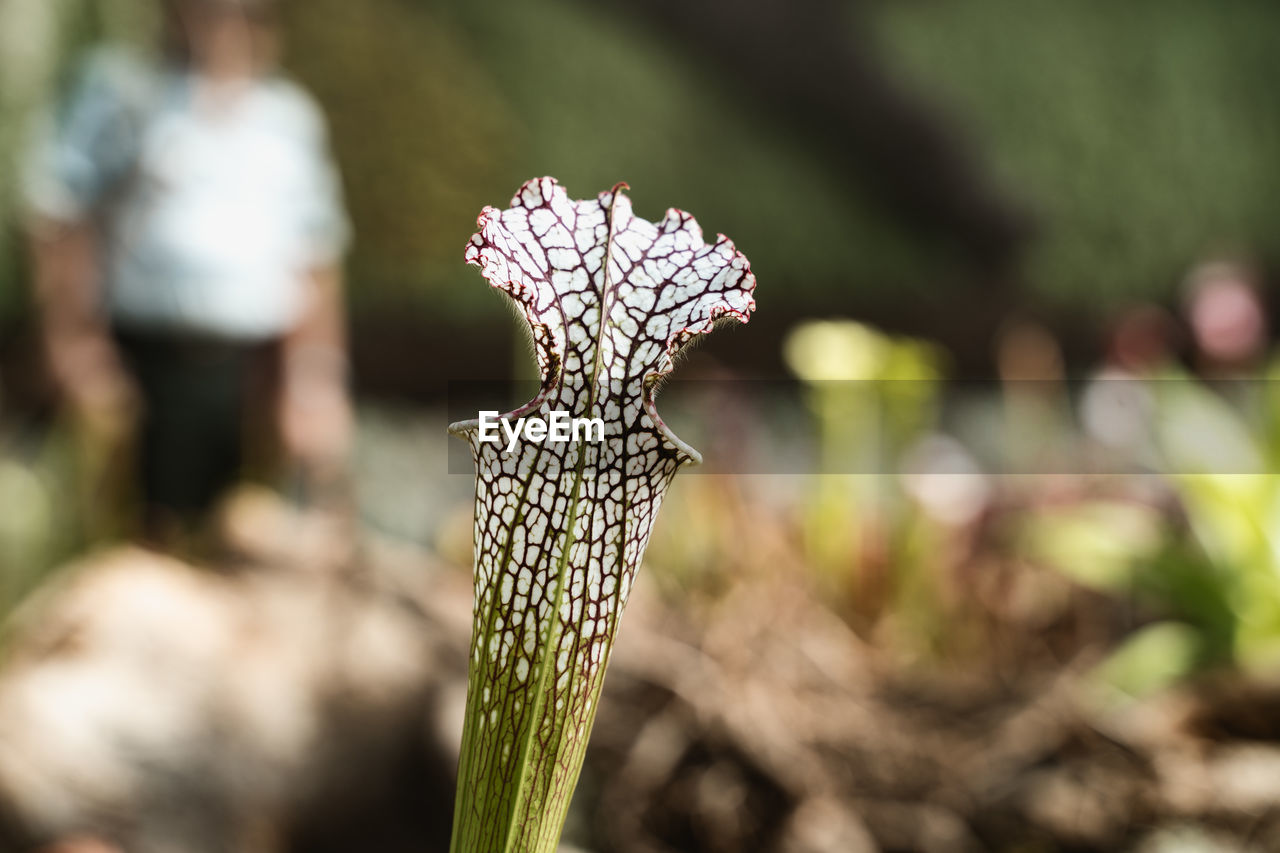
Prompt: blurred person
<box><xmin>1183</xmin><ymin>260</ymin><xmax>1268</xmax><ymax>375</ymax></box>
<box><xmin>995</xmin><ymin>318</ymin><xmax>1070</xmax><ymax>474</ymax></box>
<box><xmin>1078</xmin><ymin>304</ymin><xmax>1178</xmax><ymax>470</ymax></box>
<box><xmin>1177</xmin><ymin>260</ymin><xmax>1279</xmax><ymax>465</ymax></box>
<box><xmin>21</xmin><ymin>0</ymin><xmax>352</xmax><ymax>543</ymax></box>
<box><xmin>1107</xmin><ymin>303</ymin><xmax>1179</xmax><ymax>376</ymax></box>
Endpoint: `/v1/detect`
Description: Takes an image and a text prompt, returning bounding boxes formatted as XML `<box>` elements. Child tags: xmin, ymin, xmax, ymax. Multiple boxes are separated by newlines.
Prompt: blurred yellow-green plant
<box><xmin>783</xmin><ymin>319</ymin><xmax>946</xmax><ymax>637</ymax></box>
<box><xmin>1151</xmin><ymin>368</ymin><xmax>1280</xmax><ymax>671</ymax></box>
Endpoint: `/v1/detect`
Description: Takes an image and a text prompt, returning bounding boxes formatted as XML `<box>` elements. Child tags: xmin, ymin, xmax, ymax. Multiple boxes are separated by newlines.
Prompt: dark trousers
<box><xmin>114</xmin><ymin>328</ymin><xmax>275</xmax><ymax>519</ymax></box>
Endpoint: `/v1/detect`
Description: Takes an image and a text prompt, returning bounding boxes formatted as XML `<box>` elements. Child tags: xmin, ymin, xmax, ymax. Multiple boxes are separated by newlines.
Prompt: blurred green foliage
<box><xmin>280</xmin><ymin>0</ymin><xmax>518</xmax><ymax>318</ymax></box>
<box><xmin>1151</xmin><ymin>371</ymin><xmax>1280</xmax><ymax>670</ymax></box>
<box><xmin>1</xmin><ymin>0</ymin><xmax>1275</xmax><ymax>326</ymax></box>
<box><xmin>876</xmin><ymin>0</ymin><xmax>1280</xmax><ymax>308</ymax></box>
<box><xmin>1087</xmin><ymin>621</ymin><xmax>1202</xmax><ymax>708</ymax></box>
<box><xmin>285</xmin><ymin>0</ymin><xmax>930</xmax><ymax>316</ymax></box>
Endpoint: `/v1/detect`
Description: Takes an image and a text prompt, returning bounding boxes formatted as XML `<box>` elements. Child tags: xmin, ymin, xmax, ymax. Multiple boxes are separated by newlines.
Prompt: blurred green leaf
<box><xmin>1088</xmin><ymin>621</ymin><xmax>1201</xmax><ymax>707</ymax></box>
<box><xmin>1020</xmin><ymin>502</ymin><xmax>1164</xmax><ymax>593</ymax></box>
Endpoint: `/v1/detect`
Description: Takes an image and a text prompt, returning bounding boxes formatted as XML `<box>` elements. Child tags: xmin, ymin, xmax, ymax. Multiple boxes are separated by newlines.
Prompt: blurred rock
<box><xmin>0</xmin><ymin>545</ymin><xmax>465</xmax><ymax>852</ymax></box>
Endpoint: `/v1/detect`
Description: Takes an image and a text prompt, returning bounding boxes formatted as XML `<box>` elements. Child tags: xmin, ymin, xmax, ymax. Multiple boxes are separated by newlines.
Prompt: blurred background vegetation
<box><xmin>3</xmin><ymin>0</ymin><xmax>1278</xmax><ymax>377</ymax></box>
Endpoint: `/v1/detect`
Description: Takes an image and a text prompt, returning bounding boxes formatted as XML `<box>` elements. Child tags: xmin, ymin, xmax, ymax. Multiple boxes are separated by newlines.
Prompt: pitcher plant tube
<box><xmin>447</xmin><ymin>177</ymin><xmax>757</xmax><ymax>852</ymax></box>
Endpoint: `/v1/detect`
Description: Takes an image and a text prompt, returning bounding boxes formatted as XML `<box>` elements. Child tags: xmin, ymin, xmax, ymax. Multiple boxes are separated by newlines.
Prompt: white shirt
<box><xmin>23</xmin><ymin>49</ymin><xmax>351</xmax><ymax>341</ymax></box>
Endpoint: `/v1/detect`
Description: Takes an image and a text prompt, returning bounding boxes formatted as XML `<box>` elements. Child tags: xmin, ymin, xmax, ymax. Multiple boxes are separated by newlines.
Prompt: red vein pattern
<box><xmin>448</xmin><ymin>177</ymin><xmax>756</xmax><ymax>852</ymax></box>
